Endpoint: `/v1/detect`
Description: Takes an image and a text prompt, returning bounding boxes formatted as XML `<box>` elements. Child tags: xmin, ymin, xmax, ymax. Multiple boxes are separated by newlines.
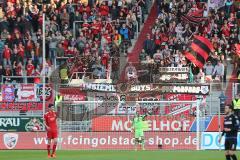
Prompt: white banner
<box><xmin>207</xmin><ymin>0</ymin><xmax>226</xmax><ymax>11</ymax></box>
<box><xmin>201</xmin><ymin>132</ymin><xmax>240</xmax><ymax>150</ymax></box>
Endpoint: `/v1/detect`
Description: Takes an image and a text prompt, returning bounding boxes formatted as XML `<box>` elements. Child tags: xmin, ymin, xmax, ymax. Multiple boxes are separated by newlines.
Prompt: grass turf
<box><xmin>0</xmin><ymin>150</ymin><xmax>236</xmax><ymax>160</ymax></box>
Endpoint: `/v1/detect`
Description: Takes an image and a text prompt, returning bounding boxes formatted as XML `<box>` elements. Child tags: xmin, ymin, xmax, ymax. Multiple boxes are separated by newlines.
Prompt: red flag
<box><xmin>184</xmin><ymin>51</ymin><xmax>204</xmax><ymax>68</ymax></box>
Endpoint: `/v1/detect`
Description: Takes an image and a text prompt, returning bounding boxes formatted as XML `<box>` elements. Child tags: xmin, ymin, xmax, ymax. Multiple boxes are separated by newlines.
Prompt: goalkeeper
<box><xmin>131</xmin><ymin>111</ymin><xmax>149</xmax><ymax>151</ymax></box>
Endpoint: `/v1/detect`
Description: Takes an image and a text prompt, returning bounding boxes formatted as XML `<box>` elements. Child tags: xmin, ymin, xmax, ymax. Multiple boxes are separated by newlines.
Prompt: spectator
<box><xmin>56</xmin><ymin>43</ymin><xmax>65</xmax><ymax>58</ymax></box>
<box><xmin>119</xmin><ymin>24</ymin><xmax>129</xmax><ymax>41</ymax></box>
<box><xmin>220</xmin><ymin>54</ymin><xmax>227</xmax><ymax>82</ymax></box>
<box><xmin>3</xmin><ymin>44</ymin><xmax>12</xmax><ymax>67</ymax></box>
<box><xmin>92</xmin><ymin>60</ymin><xmax>105</xmax><ymax>79</ymax></box>
<box><xmin>0</xmin><ymin>39</ymin><xmax>4</xmax><ymax>63</ymax></box>
<box><xmin>153</xmin><ymin>49</ymin><xmax>163</xmax><ymax>63</ymax></box>
<box><xmin>48</xmin><ymin>33</ymin><xmax>58</xmax><ymax>61</ymax></box>
<box><xmin>0</xmin><ymin>64</ymin><xmax>3</xmax><ymax>83</ymax></box>
<box><xmin>139</xmin><ymin>49</ymin><xmax>148</xmax><ymax>62</ymax></box>
<box><xmin>26</xmin><ymin>59</ymin><xmax>35</xmax><ymax>77</ymax></box>
<box><xmin>143</xmin><ymin>34</ymin><xmax>155</xmax><ymax>58</ymax></box>
<box><xmin>111</xmin><ymin>56</ymin><xmax>120</xmax><ymax>82</ymax></box>
<box><xmin>1</xmin><ymin>29</ymin><xmax>9</xmax><ymax>40</ymax></box>
<box><xmin>196</xmin><ymin>69</ymin><xmax>205</xmax><ymax>83</ymax></box>
<box><xmin>99</xmin><ymin>1</ymin><xmax>109</xmax><ymax>18</ymax></box>
<box><xmin>113</xmin><ymin>30</ymin><xmax>122</xmax><ymax>47</ymax></box>
<box><xmin>11</xmin><ymin>47</ymin><xmax>19</xmax><ymax>65</ymax></box>
<box><xmin>204</xmin><ymin>61</ymin><xmax>214</xmax><ymax>81</ymax></box>
<box><xmin>61</xmin><ymin>9</ymin><xmax>70</xmax><ymax>26</ymax></box>
<box><xmin>4</xmin><ymin>65</ymin><xmax>12</xmax><ymax>82</ymax></box>
<box><xmin>212</xmin><ymin>60</ymin><xmax>224</xmax><ymax>81</ymax></box>
<box><xmin>125</xmin><ymin>62</ymin><xmax>137</xmax><ymax>81</ymax></box>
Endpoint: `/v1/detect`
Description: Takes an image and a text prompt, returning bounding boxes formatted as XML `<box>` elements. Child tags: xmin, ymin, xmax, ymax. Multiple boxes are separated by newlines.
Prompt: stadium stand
<box><xmin>139</xmin><ymin>1</ymin><xmax>239</xmax><ymax>83</ymax></box>
<box><xmin>0</xmin><ymin>0</ymin><xmax>151</xmax><ymax>83</ymax></box>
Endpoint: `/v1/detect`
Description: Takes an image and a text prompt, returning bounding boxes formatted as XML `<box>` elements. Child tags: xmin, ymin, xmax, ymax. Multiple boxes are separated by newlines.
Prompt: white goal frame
<box><xmin>57</xmin><ymin>99</ymin><xmax>203</xmax><ymax>150</ymax></box>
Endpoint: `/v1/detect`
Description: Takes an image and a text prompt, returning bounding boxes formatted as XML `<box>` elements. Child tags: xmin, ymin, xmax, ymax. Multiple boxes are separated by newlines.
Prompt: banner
<box><xmin>129</xmin><ymin>84</ymin><xmax>210</xmax><ymax>95</ymax></box>
<box><xmin>201</xmin><ymin>132</ymin><xmax>240</xmax><ymax>150</ymax></box>
<box><xmin>92</xmin><ymin>116</ymin><xmax>195</xmax><ymax>132</ymax></box>
<box><xmin>2</xmin><ymin>85</ymin><xmax>15</xmax><ymax>102</ymax></box>
<box><xmin>0</xmin><ymin>132</ymin><xmax>196</xmax><ymax>150</ymax></box>
<box><xmin>0</xmin><ymin>102</ymin><xmax>43</xmax><ymax>111</ymax></box>
<box><xmin>85</xmin><ymin>92</ymin><xmax>208</xmax><ymax>115</ymax></box>
<box><xmin>2</xmin><ymin>84</ymin><xmax>54</xmax><ymax>102</ymax></box>
<box><xmin>0</xmin><ymin>84</ymin><xmax>54</xmax><ymax>112</ymax></box>
<box><xmin>207</xmin><ymin>0</ymin><xmax>226</xmax><ymax>11</ymax></box>
<box><xmin>36</xmin><ymin>84</ymin><xmax>53</xmax><ymax>101</ymax></box>
<box><xmin>15</xmin><ymin>84</ymin><xmax>37</xmax><ymax>102</ymax></box>
<box><xmin>59</xmin><ymin>88</ymin><xmax>86</xmax><ymax>101</ymax></box>
<box><xmin>155</xmin><ymin>67</ymin><xmax>189</xmax><ymax>83</ymax></box>
<box><xmin>91</xmin><ymin>115</ymin><xmax>224</xmax><ymax>132</ymax></box>
<box><xmin>77</xmin><ymin>83</ymin><xmax>210</xmax><ymax>95</ymax></box>
<box><xmin>0</xmin><ymin>117</ymin><xmax>44</xmax><ymax>132</ymax></box>
<box><xmin>164</xmin><ymin>94</ymin><xmax>207</xmax><ymax>116</ymax></box>
<box><xmin>6</xmin><ymin>132</ymin><xmax>239</xmax><ymax>150</ymax></box>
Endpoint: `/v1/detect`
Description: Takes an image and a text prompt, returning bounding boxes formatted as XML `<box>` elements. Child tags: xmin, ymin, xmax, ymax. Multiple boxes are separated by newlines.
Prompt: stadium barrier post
<box><xmin>42</xmin><ymin>13</ymin><xmax>46</xmax><ymax>119</ymax></box>
<box><xmin>218</xmin><ymin>92</ymin><xmax>227</xmax><ymax>151</ymax></box>
<box><xmin>196</xmin><ymin>96</ymin><xmax>203</xmax><ymax>150</ymax></box>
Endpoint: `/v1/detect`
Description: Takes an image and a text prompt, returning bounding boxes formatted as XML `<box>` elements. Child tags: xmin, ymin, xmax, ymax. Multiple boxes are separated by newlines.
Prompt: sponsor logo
<box><xmin>3</xmin><ymin>133</ymin><xmax>18</xmax><ymax>149</ymax></box>
<box><xmin>25</xmin><ymin>118</ymin><xmax>44</xmax><ymax>132</ymax></box>
<box><xmin>0</xmin><ymin>118</ymin><xmax>20</xmax><ymax>127</ymax></box>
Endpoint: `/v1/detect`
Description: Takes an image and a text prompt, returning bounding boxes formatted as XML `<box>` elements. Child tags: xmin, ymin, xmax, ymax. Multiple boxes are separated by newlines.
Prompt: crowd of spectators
<box><xmin>0</xmin><ymin>0</ymin><xmax>151</xmax><ymax>83</ymax></box>
<box><xmin>139</xmin><ymin>0</ymin><xmax>240</xmax><ymax>83</ymax></box>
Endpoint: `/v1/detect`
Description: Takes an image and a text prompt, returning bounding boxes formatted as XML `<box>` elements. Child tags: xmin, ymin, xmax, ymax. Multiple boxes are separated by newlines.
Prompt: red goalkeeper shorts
<box><xmin>47</xmin><ymin>131</ymin><xmax>58</xmax><ymax>139</ymax></box>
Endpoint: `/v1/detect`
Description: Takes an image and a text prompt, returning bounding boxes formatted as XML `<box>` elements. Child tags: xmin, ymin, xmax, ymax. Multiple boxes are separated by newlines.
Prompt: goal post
<box><xmin>57</xmin><ymin>99</ymin><xmax>205</xmax><ymax>150</ymax></box>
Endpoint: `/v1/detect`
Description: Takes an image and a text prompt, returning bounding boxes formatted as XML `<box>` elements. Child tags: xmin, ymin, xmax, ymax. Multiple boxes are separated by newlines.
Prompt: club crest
<box><xmin>3</xmin><ymin>133</ymin><xmax>18</xmax><ymax>149</ymax></box>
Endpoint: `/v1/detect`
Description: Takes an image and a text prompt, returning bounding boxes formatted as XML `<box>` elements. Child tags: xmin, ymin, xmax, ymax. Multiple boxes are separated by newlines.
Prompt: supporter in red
<box><xmin>99</xmin><ymin>1</ymin><xmax>109</xmax><ymax>17</ymax></box>
<box><xmin>221</xmin><ymin>23</ymin><xmax>230</xmax><ymax>38</ymax></box>
<box><xmin>61</xmin><ymin>38</ymin><xmax>69</xmax><ymax>51</ymax></box>
<box><xmin>6</xmin><ymin>2</ymin><xmax>16</xmax><ymax>18</ymax></box>
<box><xmin>105</xmin><ymin>18</ymin><xmax>114</xmax><ymax>33</ymax></box>
<box><xmin>4</xmin><ymin>65</ymin><xmax>12</xmax><ymax>82</ymax></box>
<box><xmin>101</xmin><ymin>49</ymin><xmax>110</xmax><ymax>69</ymax></box>
<box><xmin>44</xmin><ymin>104</ymin><xmax>58</xmax><ymax>158</ymax></box>
<box><xmin>78</xmin><ymin>3</ymin><xmax>91</xmax><ymax>16</ymax></box>
<box><xmin>33</xmin><ymin>69</ymin><xmax>41</xmax><ymax>84</ymax></box>
<box><xmin>91</xmin><ymin>19</ymin><xmax>102</xmax><ymax>38</ymax></box>
<box><xmin>14</xmin><ymin>61</ymin><xmax>23</xmax><ymax>76</ymax></box>
<box><xmin>25</xmin><ymin>37</ymin><xmax>34</xmax><ymax>58</ymax></box>
<box><xmin>82</xmin><ymin>20</ymin><xmax>91</xmax><ymax>36</ymax></box>
<box><xmin>103</xmin><ymin>30</ymin><xmax>112</xmax><ymax>44</ymax></box>
<box><xmin>34</xmin><ymin>43</ymin><xmax>42</xmax><ymax>65</ymax></box>
<box><xmin>3</xmin><ymin>44</ymin><xmax>12</xmax><ymax>67</ymax></box>
<box><xmin>26</xmin><ymin>59</ymin><xmax>35</xmax><ymax>76</ymax></box>
<box><xmin>17</xmin><ymin>42</ymin><xmax>25</xmax><ymax>63</ymax></box>
<box><xmin>65</xmin><ymin>46</ymin><xmax>76</xmax><ymax>57</ymax></box>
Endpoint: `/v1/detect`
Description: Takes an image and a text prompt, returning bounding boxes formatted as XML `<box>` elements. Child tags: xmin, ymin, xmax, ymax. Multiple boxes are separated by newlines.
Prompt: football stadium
<box><xmin>0</xmin><ymin>0</ymin><xmax>240</xmax><ymax>160</ymax></box>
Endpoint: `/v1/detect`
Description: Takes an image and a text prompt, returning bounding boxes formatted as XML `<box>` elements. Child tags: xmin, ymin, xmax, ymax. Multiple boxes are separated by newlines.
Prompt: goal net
<box><xmin>57</xmin><ymin>98</ymin><xmax>205</xmax><ymax>150</ymax></box>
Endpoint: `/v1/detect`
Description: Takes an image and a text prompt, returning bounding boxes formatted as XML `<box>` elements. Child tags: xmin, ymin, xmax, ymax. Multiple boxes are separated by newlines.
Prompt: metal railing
<box><xmin>1</xmin><ymin>76</ymin><xmax>49</xmax><ymax>84</ymax></box>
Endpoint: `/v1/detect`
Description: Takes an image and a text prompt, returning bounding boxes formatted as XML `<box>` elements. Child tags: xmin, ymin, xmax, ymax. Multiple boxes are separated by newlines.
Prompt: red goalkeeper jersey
<box><xmin>44</xmin><ymin>111</ymin><xmax>58</xmax><ymax>131</ymax></box>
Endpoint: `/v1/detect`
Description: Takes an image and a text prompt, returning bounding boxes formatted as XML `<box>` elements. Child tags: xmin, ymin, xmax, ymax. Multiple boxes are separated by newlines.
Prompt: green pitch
<box><xmin>0</xmin><ymin>150</ymin><xmax>235</xmax><ymax>160</ymax></box>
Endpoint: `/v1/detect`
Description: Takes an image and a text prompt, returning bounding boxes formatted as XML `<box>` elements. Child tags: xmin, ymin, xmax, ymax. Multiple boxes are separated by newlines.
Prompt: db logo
<box><xmin>3</xmin><ymin>133</ymin><xmax>18</xmax><ymax>149</ymax></box>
